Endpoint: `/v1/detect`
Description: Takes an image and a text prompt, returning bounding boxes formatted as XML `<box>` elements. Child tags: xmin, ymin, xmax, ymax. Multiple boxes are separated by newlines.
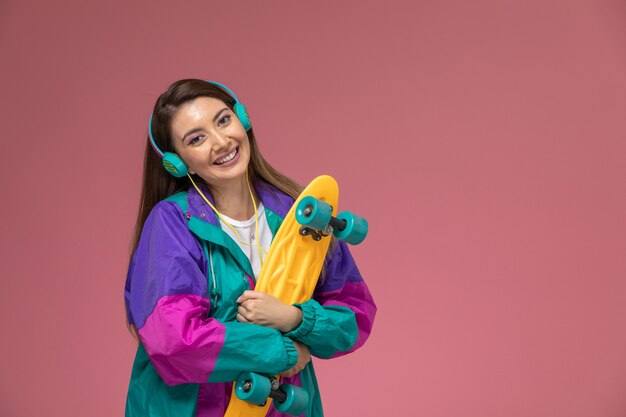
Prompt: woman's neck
<box><xmin>212</xmin><ymin>176</ymin><xmax>259</xmax><ymax>221</ymax></box>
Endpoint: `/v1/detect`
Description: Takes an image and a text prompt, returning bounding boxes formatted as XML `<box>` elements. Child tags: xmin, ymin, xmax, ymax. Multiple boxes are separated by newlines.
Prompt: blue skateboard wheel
<box><xmin>274</xmin><ymin>383</ymin><xmax>309</xmax><ymax>416</ymax></box>
<box><xmin>333</xmin><ymin>211</ymin><xmax>368</xmax><ymax>245</ymax></box>
<box><xmin>295</xmin><ymin>196</ymin><xmax>332</xmax><ymax>231</ymax></box>
<box><xmin>235</xmin><ymin>372</ymin><xmax>271</xmax><ymax>405</ymax></box>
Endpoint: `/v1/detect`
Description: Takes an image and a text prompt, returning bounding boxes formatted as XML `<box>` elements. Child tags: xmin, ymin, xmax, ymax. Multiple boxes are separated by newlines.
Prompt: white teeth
<box><xmin>215</xmin><ymin>148</ymin><xmax>237</xmax><ymax>165</ymax></box>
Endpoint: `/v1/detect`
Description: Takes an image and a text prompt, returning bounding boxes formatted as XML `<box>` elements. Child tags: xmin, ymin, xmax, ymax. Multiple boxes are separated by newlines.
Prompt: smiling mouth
<box><xmin>213</xmin><ymin>147</ymin><xmax>239</xmax><ymax>165</ymax></box>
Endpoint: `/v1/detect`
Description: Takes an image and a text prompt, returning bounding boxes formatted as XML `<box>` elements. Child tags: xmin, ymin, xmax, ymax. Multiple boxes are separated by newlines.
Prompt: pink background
<box><xmin>1</xmin><ymin>1</ymin><xmax>625</xmax><ymax>416</ymax></box>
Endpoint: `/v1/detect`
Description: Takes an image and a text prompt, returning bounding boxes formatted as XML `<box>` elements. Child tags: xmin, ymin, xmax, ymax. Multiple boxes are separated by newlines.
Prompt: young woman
<box><xmin>124</xmin><ymin>79</ymin><xmax>376</xmax><ymax>417</ymax></box>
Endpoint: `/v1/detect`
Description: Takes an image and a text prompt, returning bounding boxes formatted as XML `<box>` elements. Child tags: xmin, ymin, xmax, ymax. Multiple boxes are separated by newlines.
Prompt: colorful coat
<box><xmin>124</xmin><ymin>180</ymin><xmax>376</xmax><ymax>417</ymax></box>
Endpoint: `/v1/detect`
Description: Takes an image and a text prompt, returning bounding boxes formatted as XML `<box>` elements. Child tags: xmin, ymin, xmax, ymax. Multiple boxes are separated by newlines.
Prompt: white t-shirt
<box><xmin>218</xmin><ymin>202</ymin><xmax>272</xmax><ymax>279</ymax></box>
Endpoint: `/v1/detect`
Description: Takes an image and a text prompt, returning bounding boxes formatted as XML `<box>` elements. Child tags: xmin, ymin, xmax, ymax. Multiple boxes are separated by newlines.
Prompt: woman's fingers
<box><xmin>236</xmin><ymin>293</ymin><xmax>299</xmax><ymax>331</ymax></box>
<box><xmin>280</xmin><ymin>365</ymin><xmax>301</xmax><ymax>378</ymax></box>
<box><xmin>279</xmin><ymin>342</ymin><xmax>310</xmax><ymax>377</ymax></box>
<box><xmin>237</xmin><ymin>304</ymin><xmax>254</xmax><ymax>322</ymax></box>
<box><xmin>236</xmin><ymin>290</ymin><xmax>266</xmax><ymax>304</ymax></box>
<box><xmin>280</xmin><ymin>362</ymin><xmax>306</xmax><ymax>378</ymax></box>
<box><xmin>237</xmin><ymin>301</ymin><xmax>264</xmax><ymax>323</ymax></box>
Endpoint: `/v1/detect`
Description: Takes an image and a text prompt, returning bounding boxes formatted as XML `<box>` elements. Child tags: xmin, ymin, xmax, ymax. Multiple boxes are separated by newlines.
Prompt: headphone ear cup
<box><xmin>162</xmin><ymin>152</ymin><xmax>189</xmax><ymax>178</ymax></box>
<box><xmin>234</xmin><ymin>102</ymin><xmax>251</xmax><ymax>131</ymax></box>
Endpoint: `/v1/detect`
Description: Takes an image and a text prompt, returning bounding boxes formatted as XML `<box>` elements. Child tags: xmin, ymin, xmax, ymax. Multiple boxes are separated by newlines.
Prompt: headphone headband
<box><xmin>148</xmin><ymin>113</ymin><xmax>163</xmax><ymax>158</ymax></box>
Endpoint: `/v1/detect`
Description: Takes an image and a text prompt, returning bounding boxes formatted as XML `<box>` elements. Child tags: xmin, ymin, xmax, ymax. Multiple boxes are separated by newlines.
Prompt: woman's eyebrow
<box><xmin>181</xmin><ymin>127</ymin><xmax>203</xmax><ymax>142</ymax></box>
<box><xmin>212</xmin><ymin>107</ymin><xmax>228</xmax><ymax>122</ymax></box>
<box><xmin>181</xmin><ymin>108</ymin><xmax>229</xmax><ymax>141</ymax></box>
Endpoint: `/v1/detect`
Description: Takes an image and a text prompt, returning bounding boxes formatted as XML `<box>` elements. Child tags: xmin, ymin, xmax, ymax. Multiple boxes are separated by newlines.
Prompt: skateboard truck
<box><xmin>297</xmin><ymin>199</ymin><xmax>366</xmax><ymax>243</ymax></box>
<box><xmin>240</xmin><ymin>377</ymin><xmax>287</xmax><ymax>405</ymax></box>
<box><xmin>298</xmin><ymin>226</ymin><xmax>323</xmax><ymax>241</ymax></box>
<box><xmin>236</xmin><ymin>372</ymin><xmax>309</xmax><ymax>415</ymax></box>
<box><xmin>299</xmin><ymin>222</ymin><xmax>339</xmax><ymax>240</ymax></box>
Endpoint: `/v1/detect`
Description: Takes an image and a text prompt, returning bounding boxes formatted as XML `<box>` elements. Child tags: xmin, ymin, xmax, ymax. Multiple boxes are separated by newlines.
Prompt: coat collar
<box><xmin>183</xmin><ymin>179</ymin><xmax>296</xmax><ymax>279</ymax></box>
<box><xmin>186</xmin><ymin>179</ymin><xmax>294</xmax><ymax>226</ymax></box>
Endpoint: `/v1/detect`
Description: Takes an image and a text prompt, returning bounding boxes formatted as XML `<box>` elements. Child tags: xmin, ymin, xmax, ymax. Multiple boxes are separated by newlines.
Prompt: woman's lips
<box><xmin>213</xmin><ymin>147</ymin><xmax>239</xmax><ymax>166</ymax></box>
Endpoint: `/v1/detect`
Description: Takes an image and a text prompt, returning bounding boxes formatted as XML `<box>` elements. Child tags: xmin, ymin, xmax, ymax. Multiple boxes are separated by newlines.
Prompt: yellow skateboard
<box><xmin>223</xmin><ymin>175</ymin><xmax>368</xmax><ymax>417</ymax></box>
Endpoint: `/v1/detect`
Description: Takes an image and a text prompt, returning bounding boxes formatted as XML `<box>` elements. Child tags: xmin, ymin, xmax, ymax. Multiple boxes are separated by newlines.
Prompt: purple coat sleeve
<box><xmin>124</xmin><ymin>201</ymin><xmax>298</xmax><ymax>386</ymax></box>
<box><xmin>284</xmin><ymin>240</ymin><xmax>377</xmax><ymax>359</ymax></box>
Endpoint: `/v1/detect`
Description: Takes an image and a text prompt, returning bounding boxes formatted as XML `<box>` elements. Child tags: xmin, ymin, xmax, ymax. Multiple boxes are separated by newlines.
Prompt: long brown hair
<box><xmin>130</xmin><ymin>79</ymin><xmax>303</xmax><ymax>257</ymax></box>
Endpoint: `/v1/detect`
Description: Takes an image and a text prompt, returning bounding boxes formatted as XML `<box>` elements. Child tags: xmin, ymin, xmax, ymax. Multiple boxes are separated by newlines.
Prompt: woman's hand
<box><xmin>280</xmin><ymin>341</ymin><xmax>311</xmax><ymax>378</ymax></box>
<box><xmin>236</xmin><ymin>291</ymin><xmax>303</xmax><ymax>333</ymax></box>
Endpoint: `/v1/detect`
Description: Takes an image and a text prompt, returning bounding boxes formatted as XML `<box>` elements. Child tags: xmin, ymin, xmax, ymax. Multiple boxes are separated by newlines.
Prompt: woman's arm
<box><xmin>285</xmin><ymin>240</ymin><xmax>377</xmax><ymax>358</ymax></box>
<box><xmin>235</xmin><ymin>240</ymin><xmax>377</xmax><ymax>359</ymax></box>
<box><xmin>125</xmin><ymin>201</ymin><xmax>299</xmax><ymax>386</ymax></box>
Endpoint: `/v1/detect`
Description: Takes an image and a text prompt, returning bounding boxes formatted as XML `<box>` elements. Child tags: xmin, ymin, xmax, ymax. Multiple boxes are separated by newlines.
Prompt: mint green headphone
<box><xmin>148</xmin><ymin>80</ymin><xmax>251</xmax><ymax>178</ymax></box>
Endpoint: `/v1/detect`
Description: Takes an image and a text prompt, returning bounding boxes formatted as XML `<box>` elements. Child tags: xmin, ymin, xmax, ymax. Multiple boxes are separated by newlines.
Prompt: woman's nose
<box><xmin>210</xmin><ymin>130</ymin><xmax>229</xmax><ymax>150</ymax></box>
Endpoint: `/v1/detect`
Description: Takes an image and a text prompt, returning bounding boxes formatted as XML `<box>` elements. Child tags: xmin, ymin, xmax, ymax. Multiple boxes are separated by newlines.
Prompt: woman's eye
<box><xmin>188</xmin><ymin>135</ymin><xmax>203</xmax><ymax>145</ymax></box>
<box><xmin>218</xmin><ymin>114</ymin><xmax>231</xmax><ymax>126</ymax></box>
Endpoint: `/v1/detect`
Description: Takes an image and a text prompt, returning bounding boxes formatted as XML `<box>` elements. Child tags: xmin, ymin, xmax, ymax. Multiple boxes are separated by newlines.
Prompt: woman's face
<box><xmin>170</xmin><ymin>96</ymin><xmax>250</xmax><ymax>190</ymax></box>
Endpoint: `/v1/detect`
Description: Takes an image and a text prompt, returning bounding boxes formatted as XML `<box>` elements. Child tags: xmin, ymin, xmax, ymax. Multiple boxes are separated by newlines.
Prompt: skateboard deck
<box><xmin>223</xmin><ymin>175</ymin><xmax>339</xmax><ymax>417</ymax></box>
